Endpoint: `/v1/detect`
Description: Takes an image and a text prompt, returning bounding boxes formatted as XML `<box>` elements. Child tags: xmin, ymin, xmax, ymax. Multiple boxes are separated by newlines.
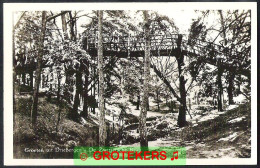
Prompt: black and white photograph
<box><xmin>3</xmin><ymin>2</ymin><xmax>257</xmax><ymax>166</ymax></box>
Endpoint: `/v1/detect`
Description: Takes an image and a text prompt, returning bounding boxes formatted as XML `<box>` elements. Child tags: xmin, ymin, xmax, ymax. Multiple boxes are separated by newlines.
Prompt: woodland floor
<box><xmin>14</xmin><ymin>94</ymin><xmax>99</xmax><ymax>159</ymax></box>
<box><xmin>122</xmin><ymin>103</ymin><xmax>251</xmax><ymax>158</ymax></box>
<box><xmin>13</xmin><ymin>93</ymin><xmax>251</xmax><ymax>159</ymax></box>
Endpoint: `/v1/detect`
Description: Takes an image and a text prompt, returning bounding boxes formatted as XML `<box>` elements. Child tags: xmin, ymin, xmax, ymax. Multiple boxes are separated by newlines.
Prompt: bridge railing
<box><xmin>85</xmin><ymin>32</ymin><xmax>230</xmax><ymax>58</ymax></box>
<box><xmin>86</xmin><ymin>33</ymin><xmax>182</xmax><ymax>53</ymax></box>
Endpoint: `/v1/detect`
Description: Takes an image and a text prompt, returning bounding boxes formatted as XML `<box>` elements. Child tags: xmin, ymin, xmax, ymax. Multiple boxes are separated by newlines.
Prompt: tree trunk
<box><xmin>236</xmin><ymin>74</ymin><xmax>241</xmax><ymax>96</ymax></box>
<box><xmin>61</xmin><ymin>12</ymin><xmax>68</xmax><ymax>39</ymax></box>
<box><xmin>82</xmin><ymin>60</ymin><xmax>89</xmax><ymax>118</ymax></box>
<box><xmin>151</xmin><ymin>63</ymin><xmax>181</xmax><ymax>103</ymax></box>
<box><xmin>157</xmin><ymin>91</ymin><xmax>160</xmax><ymax>111</ymax></box>
<box><xmin>31</xmin><ymin>11</ymin><xmax>47</xmax><ymax>129</ymax></box>
<box><xmin>47</xmin><ymin>83</ymin><xmax>52</xmax><ymax>102</ymax></box>
<box><xmin>90</xmin><ymin>77</ymin><xmax>94</xmax><ymax>113</ymax></box>
<box><xmin>69</xmin><ymin>12</ymin><xmax>76</xmax><ymax>41</ymax></box>
<box><xmin>147</xmin><ymin>97</ymin><xmax>150</xmax><ymax>111</ymax></box>
<box><xmin>56</xmin><ymin>72</ymin><xmax>61</xmax><ymax>132</ymax></box>
<box><xmin>197</xmin><ymin>92</ymin><xmax>200</xmax><ymax>105</ymax></box>
<box><xmin>64</xmin><ymin>68</ymin><xmax>72</xmax><ymax>103</ymax></box>
<box><xmin>165</xmin><ymin>96</ymin><xmax>168</xmax><ymax>108</ymax></box>
<box><xmin>29</xmin><ymin>71</ymin><xmax>33</xmax><ymax>90</ymax></box>
<box><xmin>178</xmin><ymin>75</ymin><xmax>187</xmax><ymax>127</ymax></box>
<box><xmin>137</xmin><ymin>93</ymin><xmax>140</xmax><ymax>110</ymax></box>
<box><xmin>227</xmin><ymin>71</ymin><xmax>235</xmax><ymax>105</ymax></box>
<box><xmin>98</xmin><ymin>10</ymin><xmax>106</xmax><ymax>147</ymax></box>
<box><xmin>57</xmin><ymin>72</ymin><xmax>61</xmax><ymax>102</ymax></box>
<box><xmin>213</xmin><ymin>95</ymin><xmax>216</xmax><ymax>109</ymax></box>
<box><xmin>176</xmin><ymin>35</ymin><xmax>187</xmax><ymax>128</ymax></box>
<box><xmin>93</xmin><ymin>65</ymin><xmax>96</xmax><ymax>114</ymax></box>
<box><xmin>22</xmin><ymin>73</ymin><xmax>26</xmax><ymax>85</ymax></box>
<box><xmin>217</xmin><ymin>59</ymin><xmax>223</xmax><ymax>112</ymax></box>
<box><xmin>218</xmin><ymin>11</ymin><xmax>226</xmax><ymax>110</ymax></box>
<box><xmin>70</xmin><ymin>70</ymin><xmax>82</xmax><ymax>121</ymax></box>
<box><xmin>139</xmin><ymin>11</ymin><xmax>150</xmax><ymax>148</ymax></box>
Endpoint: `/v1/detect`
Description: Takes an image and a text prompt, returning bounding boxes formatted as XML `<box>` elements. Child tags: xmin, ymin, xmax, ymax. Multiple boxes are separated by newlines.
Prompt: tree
<box><xmin>217</xmin><ymin>10</ymin><xmax>251</xmax><ymax>104</ymax></box>
<box><xmin>194</xmin><ymin>10</ymin><xmax>251</xmax><ymax>107</ymax></box>
<box><xmin>154</xmin><ymin>82</ymin><xmax>163</xmax><ymax>112</ymax></box>
<box><xmin>82</xmin><ymin>58</ymin><xmax>89</xmax><ymax>118</ymax></box>
<box><xmin>97</xmin><ymin>10</ymin><xmax>106</xmax><ymax>146</ymax></box>
<box><xmin>139</xmin><ymin>10</ymin><xmax>150</xmax><ymax>148</ymax></box>
<box><xmin>13</xmin><ymin>12</ymin><xmax>26</xmax><ymax>127</ymax></box>
<box><xmin>175</xmin><ymin>34</ymin><xmax>189</xmax><ymax>127</ymax></box>
<box><xmin>31</xmin><ymin>11</ymin><xmax>47</xmax><ymax>129</ymax></box>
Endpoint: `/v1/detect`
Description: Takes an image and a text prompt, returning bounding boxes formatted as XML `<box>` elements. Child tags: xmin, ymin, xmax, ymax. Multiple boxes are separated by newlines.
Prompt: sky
<box><xmin>14</xmin><ymin>10</ymin><xmax>199</xmax><ymax>33</ymax></box>
<box><xmin>14</xmin><ymin>10</ymin><xmax>222</xmax><ymax>46</ymax></box>
<box><xmin>158</xmin><ymin>10</ymin><xmax>198</xmax><ymax>34</ymax></box>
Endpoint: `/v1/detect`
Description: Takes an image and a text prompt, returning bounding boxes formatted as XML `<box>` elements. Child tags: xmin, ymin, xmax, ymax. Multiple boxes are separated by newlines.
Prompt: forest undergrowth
<box><xmin>14</xmin><ymin>93</ymin><xmax>251</xmax><ymax>158</ymax></box>
<box><xmin>13</xmin><ymin>94</ymin><xmax>99</xmax><ymax>158</ymax></box>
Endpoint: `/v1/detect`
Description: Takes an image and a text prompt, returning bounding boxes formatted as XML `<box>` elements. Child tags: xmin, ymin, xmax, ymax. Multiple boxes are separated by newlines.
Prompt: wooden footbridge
<box><xmin>81</xmin><ymin>28</ymin><xmax>247</xmax><ymax>82</ymax></box>
<box><xmin>83</xmin><ymin>32</ymin><xmax>225</xmax><ymax>59</ymax></box>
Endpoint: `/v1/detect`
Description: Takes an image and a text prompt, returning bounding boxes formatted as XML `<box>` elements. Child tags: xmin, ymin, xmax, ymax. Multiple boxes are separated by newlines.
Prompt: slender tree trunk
<box><xmin>112</xmin><ymin>115</ymin><xmax>115</xmax><ymax>134</ymax></box>
<box><xmin>227</xmin><ymin>71</ymin><xmax>235</xmax><ymax>105</ymax></box>
<box><xmin>93</xmin><ymin>65</ymin><xmax>96</xmax><ymax>114</ymax></box>
<box><xmin>64</xmin><ymin>68</ymin><xmax>72</xmax><ymax>103</ymax></box>
<box><xmin>98</xmin><ymin>10</ymin><xmax>106</xmax><ymax>146</ymax></box>
<box><xmin>157</xmin><ymin>90</ymin><xmax>160</xmax><ymax>111</ymax></box>
<box><xmin>69</xmin><ymin>12</ymin><xmax>76</xmax><ymax>41</ymax></box>
<box><xmin>62</xmin><ymin>12</ymin><xmax>74</xmax><ymax>104</ymax></box>
<box><xmin>47</xmin><ymin>84</ymin><xmax>52</xmax><ymax>101</ymax></box>
<box><xmin>70</xmin><ymin>70</ymin><xmax>82</xmax><ymax>120</ymax></box>
<box><xmin>57</xmin><ymin>72</ymin><xmax>61</xmax><ymax>102</ymax></box>
<box><xmin>217</xmin><ymin>59</ymin><xmax>223</xmax><ymax>112</ymax></box>
<box><xmin>147</xmin><ymin>97</ymin><xmax>150</xmax><ymax>111</ymax></box>
<box><xmin>31</xmin><ymin>11</ymin><xmax>47</xmax><ymax>129</ymax></box>
<box><xmin>90</xmin><ymin>78</ymin><xmax>93</xmax><ymax>113</ymax></box>
<box><xmin>218</xmin><ymin>11</ymin><xmax>226</xmax><ymax>110</ymax></box>
<box><xmin>61</xmin><ymin>12</ymin><xmax>68</xmax><ymax>39</ymax></box>
<box><xmin>56</xmin><ymin>72</ymin><xmax>61</xmax><ymax>132</ymax></box>
<box><xmin>151</xmin><ymin>63</ymin><xmax>181</xmax><ymax>103</ymax></box>
<box><xmin>82</xmin><ymin>60</ymin><xmax>89</xmax><ymax>118</ymax></box>
<box><xmin>30</xmin><ymin>71</ymin><xmax>33</xmax><ymax>90</ymax></box>
<box><xmin>22</xmin><ymin>73</ymin><xmax>26</xmax><ymax>85</ymax></box>
<box><xmin>18</xmin><ymin>75</ymin><xmax>21</xmax><ymax>92</ymax></box>
<box><xmin>139</xmin><ymin>10</ymin><xmax>150</xmax><ymax>148</ymax></box>
<box><xmin>74</xmin><ymin>12</ymin><xmax>77</xmax><ymax>38</ymax></box>
<box><xmin>213</xmin><ymin>95</ymin><xmax>216</xmax><ymax>109</ymax></box>
<box><xmin>197</xmin><ymin>92</ymin><xmax>200</xmax><ymax>105</ymax></box>
<box><xmin>176</xmin><ymin>35</ymin><xmax>187</xmax><ymax>128</ymax></box>
<box><xmin>237</xmin><ymin>74</ymin><xmax>241</xmax><ymax>95</ymax></box>
<box><xmin>137</xmin><ymin>93</ymin><xmax>140</xmax><ymax>110</ymax></box>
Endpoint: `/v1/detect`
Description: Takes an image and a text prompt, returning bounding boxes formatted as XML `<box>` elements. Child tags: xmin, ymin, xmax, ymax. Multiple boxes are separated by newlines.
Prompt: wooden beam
<box><xmin>87</xmin><ymin>48</ymin><xmax>181</xmax><ymax>57</ymax></box>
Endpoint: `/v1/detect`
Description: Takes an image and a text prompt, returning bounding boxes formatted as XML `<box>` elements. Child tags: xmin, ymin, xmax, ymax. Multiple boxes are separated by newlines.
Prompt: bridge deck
<box><xmin>84</xmin><ymin>33</ymin><xmax>184</xmax><ymax>57</ymax></box>
<box><xmin>87</xmin><ymin>47</ymin><xmax>186</xmax><ymax>57</ymax></box>
<box><xmin>84</xmin><ymin>33</ymin><xmax>223</xmax><ymax>57</ymax></box>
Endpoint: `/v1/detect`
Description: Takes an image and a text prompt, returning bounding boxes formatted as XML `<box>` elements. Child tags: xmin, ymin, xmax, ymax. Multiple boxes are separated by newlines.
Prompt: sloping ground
<box><xmin>180</xmin><ymin>103</ymin><xmax>251</xmax><ymax>158</ymax></box>
<box><xmin>14</xmin><ymin>92</ymin><xmax>251</xmax><ymax>159</ymax></box>
<box><xmin>121</xmin><ymin>103</ymin><xmax>251</xmax><ymax>158</ymax></box>
<box><xmin>14</xmin><ymin>95</ymin><xmax>99</xmax><ymax>159</ymax></box>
